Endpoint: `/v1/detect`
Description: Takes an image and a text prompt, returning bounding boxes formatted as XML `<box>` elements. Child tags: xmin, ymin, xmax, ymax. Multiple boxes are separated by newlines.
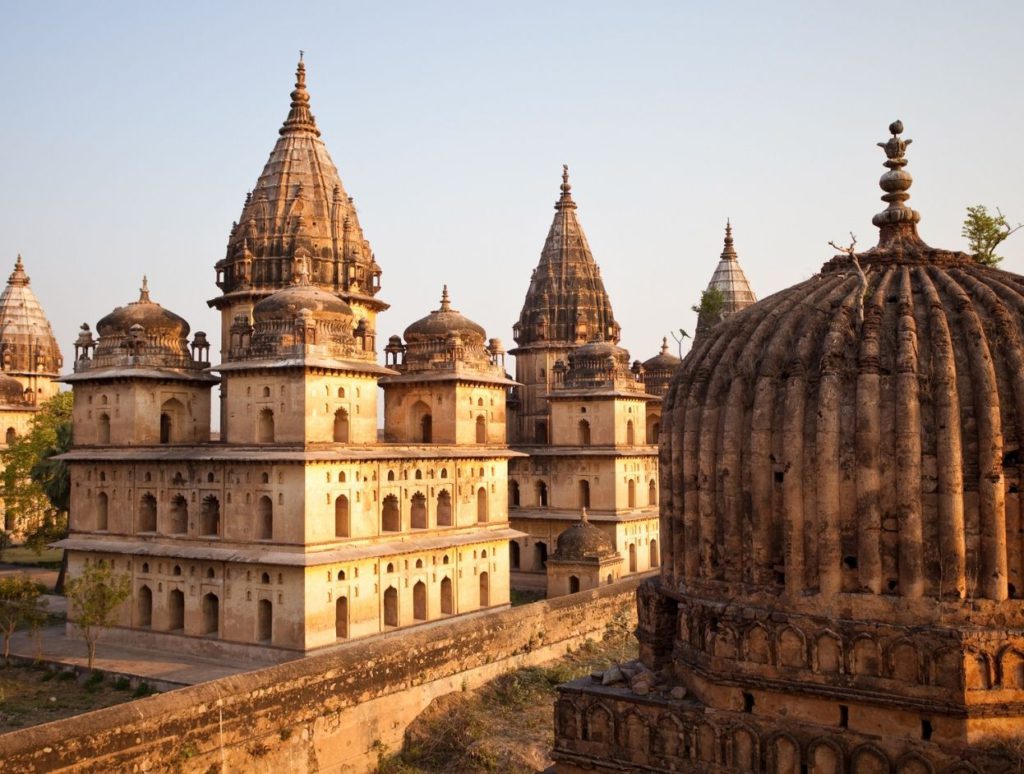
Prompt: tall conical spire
<box><xmin>872</xmin><ymin>120</ymin><xmax>923</xmax><ymax>249</ymax></box>
<box><xmin>512</xmin><ymin>166</ymin><xmax>619</xmax><ymax>347</ymax></box>
<box><xmin>139</xmin><ymin>276</ymin><xmax>150</xmax><ymax>302</ymax></box>
<box><xmin>279</xmin><ymin>53</ymin><xmax>320</xmax><ymax>137</ymax></box>
<box><xmin>696</xmin><ymin>221</ymin><xmax>757</xmax><ymax>340</ymax></box>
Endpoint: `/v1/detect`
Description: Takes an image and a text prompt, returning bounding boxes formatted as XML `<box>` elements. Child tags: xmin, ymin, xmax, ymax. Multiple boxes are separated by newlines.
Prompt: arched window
<box><xmin>578</xmin><ymin>420</ymin><xmax>591</xmax><ymax>445</ymax></box>
<box><xmin>436</xmin><ymin>490</ymin><xmax>453</xmax><ymax>526</ymax></box>
<box><xmin>261</xmin><ymin>472</ymin><xmax>270</xmax><ymax>484</ymax></box>
<box><xmin>98</xmin><ymin>413</ymin><xmax>111</xmax><ymax>444</ymax></box>
<box><xmin>628</xmin><ymin>479</ymin><xmax>636</xmax><ymax>509</ymax></box>
<box><xmin>335</xmin><ymin>495</ymin><xmax>350</xmax><ymax>537</ymax></box>
<box><xmin>257</xmin><ymin>495</ymin><xmax>273</xmax><ymax>540</ymax></box>
<box><xmin>337</xmin><ymin>386</ymin><xmax>345</xmax><ymax>398</ymax></box>
<box><xmin>440</xmin><ymin>576</ymin><xmax>453</xmax><ymax>615</ymax></box>
<box><xmin>202</xmin><ymin>593</ymin><xmax>219</xmax><ymax>636</ymax></box>
<box><xmin>4</xmin><ymin>427</ymin><xmax>14</xmax><ymax>445</ymax></box>
<box><xmin>509</xmin><ymin>541</ymin><xmax>520</xmax><ymax>570</ymax></box>
<box><xmin>383</xmin><ymin>586</ymin><xmax>398</xmax><ymax>627</ymax></box>
<box><xmin>168</xmin><ymin>589</ymin><xmax>185</xmax><ymax>631</ymax></box>
<box><xmin>413</xmin><ymin>581</ymin><xmax>427</xmax><ymax>621</ymax></box>
<box><xmin>96</xmin><ymin>491</ymin><xmax>109</xmax><ymax>531</ymax></box>
<box><xmin>409</xmin><ymin>400</ymin><xmax>432</xmax><ymax>442</ymax></box>
<box><xmin>647</xmin><ymin>417</ymin><xmax>659</xmax><ymax>444</ymax></box>
<box><xmin>579</xmin><ymin>480</ymin><xmax>590</xmax><ymax>509</ymax></box>
<box><xmin>160</xmin><ymin>398</ymin><xmax>185</xmax><ymax>444</ymax></box>
<box><xmin>629</xmin><ymin>543</ymin><xmax>637</xmax><ymax>573</ymax></box>
<box><xmin>439</xmin><ymin>467</ymin><xmax>448</xmax><ymax>479</ymax></box>
<box><xmin>509</xmin><ymin>480</ymin><xmax>520</xmax><ymax>507</ymax></box>
<box><xmin>333</xmin><ymin>408</ymin><xmax>349</xmax><ymax>443</ymax></box>
<box><xmin>382</xmin><ymin>495</ymin><xmax>400</xmax><ymax>532</ymax></box>
<box><xmin>479</xmin><ymin>572</ymin><xmax>490</xmax><ymax>607</ymax></box>
<box><xmin>137</xmin><ymin>585</ymin><xmax>152</xmax><ymax>628</ymax></box>
<box><xmin>411</xmin><ymin>492</ymin><xmax>427</xmax><ymax>529</ymax></box>
<box><xmin>169</xmin><ymin>495</ymin><xmax>188</xmax><ymax>534</ymax></box>
<box><xmin>626</xmin><ymin>420</ymin><xmax>635</xmax><ymax>446</ymax></box>
<box><xmin>535</xmin><ymin>542</ymin><xmax>548</xmax><ymax>570</ymax></box>
<box><xmin>475</xmin><ymin>415</ymin><xmax>486</xmax><ymax>443</ymax></box>
<box><xmin>537</xmin><ymin>481</ymin><xmax>548</xmax><ymax>508</ymax></box>
<box><xmin>257</xmin><ymin>408</ymin><xmax>275</xmax><ymax>443</ymax></box>
<box><xmin>534</xmin><ymin>421</ymin><xmax>548</xmax><ymax>444</ymax></box>
<box><xmin>648</xmin><ymin>479</ymin><xmax>657</xmax><ymax>506</ymax></box>
<box><xmin>336</xmin><ymin>596</ymin><xmax>348</xmax><ymax>639</ymax></box>
<box><xmin>476</xmin><ymin>487</ymin><xmax>488</xmax><ymax>523</ymax></box>
<box><xmin>138</xmin><ymin>493</ymin><xmax>157</xmax><ymax>532</ymax></box>
<box><xmin>200</xmin><ymin>495</ymin><xmax>220</xmax><ymax>537</ymax></box>
<box><xmin>650</xmin><ymin>539</ymin><xmax>659</xmax><ymax>567</ymax></box>
<box><xmin>257</xmin><ymin>599</ymin><xmax>272</xmax><ymax>642</ymax></box>
<box><xmin>569</xmin><ymin>575</ymin><xmax>580</xmax><ymax>594</ymax></box>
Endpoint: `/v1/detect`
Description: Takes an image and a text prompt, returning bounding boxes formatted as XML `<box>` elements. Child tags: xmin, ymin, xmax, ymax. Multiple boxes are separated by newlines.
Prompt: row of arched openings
<box><xmin>508</xmin><ymin>479</ymin><xmax>656</xmax><ymax>509</ymax></box>
<box><xmin>255</xmin><ymin>407</ymin><xmax>350</xmax><ymax>443</ymax></box>
<box><xmin>135</xmin><ymin>586</ymin><xmax>227</xmax><ymax>638</ymax></box>
<box><xmin>96</xmin><ymin>493</ymin><xmax>221</xmax><ymax>536</ymax></box>
<box><xmin>379</xmin><ymin>573</ymin><xmax>487</xmax><ymax>628</ymax></box>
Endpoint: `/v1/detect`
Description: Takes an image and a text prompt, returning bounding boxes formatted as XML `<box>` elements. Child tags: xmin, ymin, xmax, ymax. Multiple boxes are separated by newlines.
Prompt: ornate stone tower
<box><xmin>0</xmin><ymin>255</ymin><xmax>63</xmax><ymax>402</ymax></box>
<box><xmin>640</xmin><ymin>337</ymin><xmax>682</xmax><ymax>445</ymax></box>
<box><xmin>509</xmin><ymin>167</ymin><xmax>620</xmax><ymax>445</ymax></box>
<box><xmin>694</xmin><ymin>220</ymin><xmax>756</xmax><ymax>340</ymax></box>
<box><xmin>553</xmin><ymin>122</ymin><xmax>1024</xmax><ymax>773</ymax></box>
<box><xmin>209</xmin><ymin>56</ymin><xmax>386</xmax><ymax>362</ymax></box>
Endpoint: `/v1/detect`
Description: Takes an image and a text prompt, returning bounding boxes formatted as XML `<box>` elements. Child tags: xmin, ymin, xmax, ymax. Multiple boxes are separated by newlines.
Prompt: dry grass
<box><xmin>0</xmin><ymin>665</ymin><xmax>136</xmax><ymax>731</ymax></box>
<box><xmin>374</xmin><ymin>613</ymin><xmax>636</xmax><ymax>774</ymax></box>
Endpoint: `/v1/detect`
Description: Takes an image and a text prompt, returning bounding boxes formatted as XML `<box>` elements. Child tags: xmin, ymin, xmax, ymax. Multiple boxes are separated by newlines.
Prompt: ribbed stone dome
<box><xmin>662</xmin><ymin>122</ymin><xmax>1024</xmax><ymax>613</ymax></box>
<box><xmin>252</xmin><ymin>283</ymin><xmax>353</xmax><ymax>322</ymax></box>
<box><xmin>554</xmin><ymin>514</ymin><xmax>616</xmax><ymax>561</ymax></box>
<box><xmin>403</xmin><ymin>286</ymin><xmax>486</xmax><ymax>343</ymax></box>
<box><xmin>93</xmin><ymin>279</ymin><xmax>192</xmax><ymax>363</ymax></box>
<box><xmin>0</xmin><ymin>372</ymin><xmax>28</xmax><ymax>405</ymax></box>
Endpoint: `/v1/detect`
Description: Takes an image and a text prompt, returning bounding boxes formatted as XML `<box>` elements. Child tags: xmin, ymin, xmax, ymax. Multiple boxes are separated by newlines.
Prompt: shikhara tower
<box><xmin>59</xmin><ymin>59</ymin><xmax>516</xmax><ymax>657</ymax></box>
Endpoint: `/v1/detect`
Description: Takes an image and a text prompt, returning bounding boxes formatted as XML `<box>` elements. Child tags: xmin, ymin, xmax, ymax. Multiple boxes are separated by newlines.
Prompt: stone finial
<box><xmin>872</xmin><ymin>120</ymin><xmax>922</xmax><ymax>246</ymax></box>
<box><xmin>660</xmin><ymin>336</ymin><xmax>670</xmax><ymax>356</ymax></box>
<box><xmin>280</xmin><ymin>55</ymin><xmax>320</xmax><ymax>137</ymax></box>
<box><xmin>439</xmin><ymin>284</ymin><xmax>451</xmax><ymax>312</ymax></box>
<box><xmin>581</xmin><ymin>507</ymin><xmax>589</xmax><ymax>523</ymax></box>
<box><xmin>555</xmin><ymin>164</ymin><xmax>577</xmax><ymax>212</ymax></box>
<box><xmin>139</xmin><ymin>276</ymin><xmax>150</xmax><ymax>302</ymax></box>
<box><xmin>7</xmin><ymin>255</ymin><xmax>29</xmax><ymax>287</ymax></box>
<box><xmin>721</xmin><ymin>219</ymin><xmax>737</xmax><ymax>260</ymax></box>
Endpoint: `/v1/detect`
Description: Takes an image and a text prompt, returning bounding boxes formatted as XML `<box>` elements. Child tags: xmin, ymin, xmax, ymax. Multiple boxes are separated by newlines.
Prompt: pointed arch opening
<box><xmin>440</xmin><ymin>576</ymin><xmax>453</xmax><ymax>615</ymax></box>
<box><xmin>202</xmin><ymin>593</ymin><xmax>219</xmax><ymax>636</ymax></box>
<box><xmin>410</xmin><ymin>400</ymin><xmax>431</xmax><ymax>442</ymax></box>
<box><xmin>160</xmin><ymin>398</ymin><xmax>185</xmax><ymax>444</ymax></box>
<box><xmin>335</xmin><ymin>495</ymin><xmax>350</xmax><ymax>537</ymax></box>
<box><xmin>98</xmin><ymin>413</ymin><xmax>111</xmax><ymax>444</ymax></box>
<box><xmin>169</xmin><ymin>495</ymin><xmax>188</xmax><ymax>534</ymax></box>
<box><xmin>257</xmin><ymin>408</ymin><xmax>275</xmax><ymax>443</ymax></box>
<box><xmin>336</xmin><ymin>596</ymin><xmax>348</xmax><ymax>639</ymax></box>
<box><xmin>96</xmin><ymin>491</ymin><xmax>109</xmax><ymax>531</ymax></box>
<box><xmin>257</xmin><ymin>495</ymin><xmax>273</xmax><ymax>540</ymax></box>
<box><xmin>257</xmin><ymin>599</ymin><xmax>272</xmax><ymax>642</ymax></box>
<box><xmin>136</xmin><ymin>585</ymin><xmax>152</xmax><ymax>628</ymax></box>
<box><xmin>648</xmin><ymin>479</ymin><xmax>657</xmax><ymax>506</ymax></box>
<box><xmin>625</xmin><ymin>419</ymin><xmax>635</xmax><ymax>446</ymax></box>
<box><xmin>650</xmin><ymin>539</ymin><xmax>659</xmax><ymax>567</ymax></box>
<box><xmin>475</xmin><ymin>414</ymin><xmax>486</xmax><ymax>443</ymax></box>
<box><xmin>436</xmin><ymin>490</ymin><xmax>452</xmax><ymax>526</ymax></box>
<box><xmin>382</xmin><ymin>494</ymin><xmax>400</xmax><ymax>532</ymax></box>
<box><xmin>627</xmin><ymin>479</ymin><xmax>636</xmax><ymax>508</ymax></box>
<box><xmin>168</xmin><ymin>589</ymin><xmax>185</xmax><ymax>631</ymax></box>
<box><xmin>139</xmin><ymin>493</ymin><xmax>157</xmax><ymax>532</ymax></box>
<box><xmin>578</xmin><ymin>419</ymin><xmax>591</xmax><ymax>445</ymax></box>
<box><xmin>411</xmin><ymin>492</ymin><xmax>427</xmax><ymax>529</ymax></box>
<box><xmin>537</xmin><ymin>481</ymin><xmax>548</xmax><ymax>507</ymax></box>
<box><xmin>333</xmin><ymin>408</ymin><xmax>349</xmax><ymax>443</ymax></box>
<box><xmin>383</xmin><ymin>586</ymin><xmax>398</xmax><ymax>627</ymax></box>
<box><xmin>413</xmin><ymin>580</ymin><xmax>427</xmax><ymax>621</ymax></box>
<box><xmin>476</xmin><ymin>487</ymin><xmax>488</xmax><ymax>523</ymax></box>
<box><xmin>479</xmin><ymin>571</ymin><xmax>490</xmax><ymax>607</ymax></box>
<box><xmin>200</xmin><ymin>495</ymin><xmax>220</xmax><ymax>537</ymax></box>
<box><xmin>578</xmin><ymin>480</ymin><xmax>590</xmax><ymax>509</ymax></box>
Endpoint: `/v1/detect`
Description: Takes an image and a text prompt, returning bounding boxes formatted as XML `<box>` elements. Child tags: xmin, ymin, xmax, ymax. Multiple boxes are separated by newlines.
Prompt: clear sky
<box><xmin>2</xmin><ymin>1</ymin><xmax>1023</xmax><ymax>379</ymax></box>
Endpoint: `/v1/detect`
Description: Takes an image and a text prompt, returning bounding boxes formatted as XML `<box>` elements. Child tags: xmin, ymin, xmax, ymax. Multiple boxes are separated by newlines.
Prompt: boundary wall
<box><xmin>0</xmin><ymin>576</ymin><xmax>644</xmax><ymax>773</ymax></box>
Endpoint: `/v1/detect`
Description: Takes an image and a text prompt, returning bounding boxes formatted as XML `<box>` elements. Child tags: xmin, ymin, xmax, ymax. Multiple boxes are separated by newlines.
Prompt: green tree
<box><xmin>962</xmin><ymin>205</ymin><xmax>1022</xmax><ymax>266</ymax></box>
<box><xmin>0</xmin><ymin>574</ymin><xmax>47</xmax><ymax>664</ymax></box>
<box><xmin>691</xmin><ymin>287</ymin><xmax>726</xmax><ymax>335</ymax></box>
<box><xmin>65</xmin><ymin>560</ymin><xmax>131</xmax><ymax>670</ymax></box>
<box><xmin>0</xmin><ymin>392</ymin><xmax>72</xmax><ymax>537</ymax></box>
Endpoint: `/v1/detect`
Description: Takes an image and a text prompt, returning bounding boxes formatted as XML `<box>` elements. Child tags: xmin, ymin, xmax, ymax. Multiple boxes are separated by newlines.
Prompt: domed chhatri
<box><xmin>641</xmin><ymin>337</ymin><xmax>681</xmax><ymax>398</ymax></box>
<box><xmin>553</xmin><ymin>510</ymin><xmax>617</xmax><ymax>562</ymax></box>
<box><xmin>402</xmin><ymin>285</ymin><xmax>487</xmax><ymax>343</ymax></box>
<box><xmin>78</xmin><ymin>278</ymin><xmax>208</xmax><ymax>372</ymax></box>
<box><xmin>552</xmin><ymin>123</ymin><xmax>1024</xmax><ymax>773</ymax></box>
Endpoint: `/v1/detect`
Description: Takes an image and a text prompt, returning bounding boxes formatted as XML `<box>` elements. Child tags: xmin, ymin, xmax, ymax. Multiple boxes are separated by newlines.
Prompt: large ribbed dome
<box><xmin>663</xmin><ymin>121</ymin><xmax>1024</xmax><ymax>611</ymax></box>
<box><xmin>403</xmin><ymin>286</ymin><xmax>486</xmax><ymax>343</ymax></box>
<box><xmin>93</xmin><ymin>279</ymin><xmax>192</xmax><ymax>363</ymax></box>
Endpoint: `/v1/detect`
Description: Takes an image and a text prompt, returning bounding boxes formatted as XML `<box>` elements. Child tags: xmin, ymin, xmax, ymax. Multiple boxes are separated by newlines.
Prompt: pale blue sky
<box><xmin>2</xmin><ymin>1</ymin><xmax>1023</xmax><ymax>374</ymax></box>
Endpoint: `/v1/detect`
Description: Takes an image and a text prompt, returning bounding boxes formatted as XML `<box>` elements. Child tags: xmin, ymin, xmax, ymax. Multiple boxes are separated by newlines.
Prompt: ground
<box><xmin>373</xmin><ymin>614</ymin><xmax>637</xmax><ymax>774</ymax></box>
<box><xmin>0</xmin><ymin>664</ymin><xmax>147</xmax><ymax>732</ymax></box>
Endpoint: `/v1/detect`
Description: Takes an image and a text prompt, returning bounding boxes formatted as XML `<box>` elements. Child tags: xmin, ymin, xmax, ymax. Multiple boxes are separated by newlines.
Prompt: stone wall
<box><xmin>0</xmin><ymin>577</ymin><xmax>641</xmax><ymax>774</ymax></box>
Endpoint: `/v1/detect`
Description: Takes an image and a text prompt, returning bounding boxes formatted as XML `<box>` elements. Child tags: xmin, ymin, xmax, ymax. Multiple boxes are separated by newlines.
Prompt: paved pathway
<box><xmin>7</xmin><ymin>624</ymin><xmax>269</xmax><ymax>686</ymax></box>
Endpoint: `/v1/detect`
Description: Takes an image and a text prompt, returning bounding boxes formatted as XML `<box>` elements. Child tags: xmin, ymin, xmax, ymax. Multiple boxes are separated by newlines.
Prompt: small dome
<box><xmin>403</xmin><ymin>286</ymin><xmax>485</xmax><ymax>342</ymax></box>
<box><xmin>642</xmin><ymin>337</ymin><xmax>682</xmax><ymax>372</ymax></box>
<box><xmin>572</xmin><ymin>340</ymin><xmax>628</xmax><ymax>360</ymax></box>
<box><xmin>0</xmin><ymin>373</ymin><xmax>27</xmax><ymax>405</ymax></box>
<box><xmin>96</xmin><ymin>278</ymin><xmax>190</xmax><ymax>341</ymax></box>
<box><xmin>554</xmin><ymin>513</ymin><xmax>616</xmax><ymax>561</ymax></box>
<box><xmin>252</xmin><ymin>284</ymin><xmax>352</xmax><ymax>322</ymax></box>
